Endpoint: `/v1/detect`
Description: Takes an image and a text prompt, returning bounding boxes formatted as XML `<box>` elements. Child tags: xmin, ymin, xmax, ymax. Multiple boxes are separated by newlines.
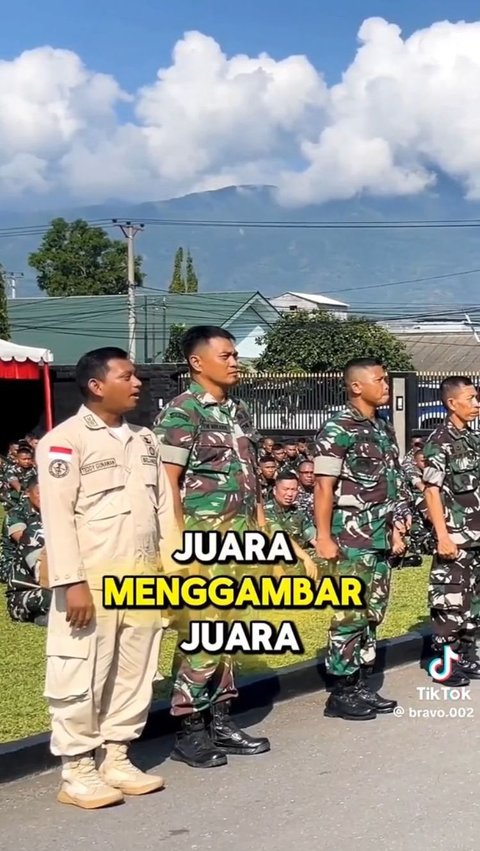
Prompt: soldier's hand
<box><xmin>315</xmin><ymin>536</ymin><xmax>339</xmax><ymax>562</ymax></box>
<box><xmin>437</xmin><ymin>535</ymin><xmax>458</xmax><ymax>561</ymax></box>
<box><xmin>65</xmin><ymin>582</ymin><xmax>95</xmax><ymax>630</ymax></box>
<box><xmin>391</xmin><ymin>528</ymin><xmax>406</xmax><ymax>556</ymax></box>
<box><xmin>304</xmin><ymin>556</ymin><xmax>318</xmax><ymax>580</ymax></box>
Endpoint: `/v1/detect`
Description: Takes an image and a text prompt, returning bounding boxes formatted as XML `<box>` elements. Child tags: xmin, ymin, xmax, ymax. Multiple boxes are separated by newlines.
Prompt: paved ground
<box><xmin>1</xmin><ymin>662</ymin><xmax>479</xmax><ymax>851</ymax></box>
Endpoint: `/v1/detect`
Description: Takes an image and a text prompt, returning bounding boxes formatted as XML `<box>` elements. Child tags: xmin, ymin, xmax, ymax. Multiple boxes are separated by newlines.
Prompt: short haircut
<box><xmin>285</xmin><ymin>438</ymin><xmax>297</xmax><ymax>447</ymax></box>
<box><xmin>298</xmin><ymin>460</ymin><xmax>314</xmax><ymax>470</ymax></box>
<box><xmin>272</xmin><ymin>443</ymin><xmax>285</xmax><ymax>451</ymax></box>
<box><xmin>181</xmin><ymin>326</ymin><xmax>235</xmax><ymax>364</ymax></box>
<box><xmin>275</xmin><ymin>470</ymin><xmax>299</xmax><ymax>483</ymax></box>
<box><xmin>27</xmin><ymin>475</ymin><xmax>39</xmax><ymax>489</ymax></box>
<box><xmin>75</xmin><ymin>348</ymin><xmax>129</xmax><ymax>399</ymax></box>
<box><xmin>17</xmin><ymin>446</ymin><xmax>33</xmax><ymax>457</ymax></box>
<box><xmin>260</xmin><ymin>455</ymin><xmax>277</xmax><ymax>465</ymax></box>
<box><xmin>413</xmin><ymin>448</ymin><xmax>424</xmax><ymax>459</ymax></box>
<box><xmin>343</xmin><ymin>357</ymin><xmax>383</xmax><ymax>384</ymax></box>
<box><xmin>440</xmin><ymin>376</ymin><xmax>473</xmax><ymax>407</ymax></box>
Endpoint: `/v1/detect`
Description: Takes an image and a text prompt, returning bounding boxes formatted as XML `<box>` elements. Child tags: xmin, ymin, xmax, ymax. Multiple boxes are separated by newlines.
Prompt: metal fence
<box><xmin>177</xmin><ymin>370</ymin><xmax>480</xmax><ymax>434</ymax></box>
<box><xmin>179</xmin><ymin>371</ymin><xmax>346</xmax><ymax>432</ymax></box>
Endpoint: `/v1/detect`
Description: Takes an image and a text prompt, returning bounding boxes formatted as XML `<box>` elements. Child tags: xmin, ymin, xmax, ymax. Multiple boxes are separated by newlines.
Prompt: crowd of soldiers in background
<box><xmin>257</xmin><ymin>433</ymin><xmax>434</xmax><ymax>571</ymax></box>
<box><xmin>0</xmin><ymin>428</ymin><xmax>433</xmax><ymax>632</ymax></box>
<box><xmin>0</xmin><ymin>434</ymin><xmax>51</xmax><ymax>627</ymax></box>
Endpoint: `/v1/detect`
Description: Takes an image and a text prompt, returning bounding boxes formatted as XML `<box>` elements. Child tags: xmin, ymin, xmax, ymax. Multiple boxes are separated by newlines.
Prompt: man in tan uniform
<box><xmin>37</xmin><ymin>347</ymin><xmax>176</xmax><ymax>810</ymax></box>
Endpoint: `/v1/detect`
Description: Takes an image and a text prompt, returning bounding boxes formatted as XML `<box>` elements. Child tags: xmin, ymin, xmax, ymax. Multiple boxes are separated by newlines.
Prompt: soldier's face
<box><xmin>449</xmin><ymin>384</ymin><xmax>480</xmax><ymax>422</ymax></box>
<box><xmin>17</xmin><ymin>452</ymin><xmax>33</xmax><ymax>469</ymax></box>
<box><xmin>261</xmin><ymin>461</ymin><xmax>277</xmax><ymax>480</ymax></box>
<box><xmin>285</xmin><ymin>444</ymin><xmax>297</xmax><ymax>458</ymax></box>
<box><xmin>91</xmin><ymin>358</ymin><xmax>142</xmax><ymax>413</ymax></box>
<box><xmin>353</xmin><ymin>366</ymin><xmax>390</xmax><ymax>406</ymax></box>
<box><xmin>190</xmin><ymin>338</ymin><xmax>239</xmax><ymax>387</ymax></box>
<box><xmin>298</xmin><ymin>465</ymin><xmax>314</xmax><ymax>487</ymax></box>
<box><xmin>273</xmin><ymin>448</ymin><xmax>286</xmax><ymax>462</ymax></box>
<box><xmin>263</xmin><ymin>439</ymin><xmax>274</xmax><ymax>453</ymax></box>
<box><xmin>274</xmin><ymin>479</ymin><xmax>299</xmax><ymax>507</ymax></box>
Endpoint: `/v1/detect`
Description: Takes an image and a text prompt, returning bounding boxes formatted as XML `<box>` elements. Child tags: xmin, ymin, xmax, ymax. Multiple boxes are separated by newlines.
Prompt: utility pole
<box><xmin>6</xmin><ymin>271</ymin><xmax>24</xmax><ymax>299</ymax></box>
<box><xmin>112</xmin><ymin>220</ymin><xmax>144</xmax><ymax>361</ymax></box>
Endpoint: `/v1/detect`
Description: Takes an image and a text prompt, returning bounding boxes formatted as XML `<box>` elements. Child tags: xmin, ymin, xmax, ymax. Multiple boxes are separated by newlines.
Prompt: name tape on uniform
<box><xmin>80</xmin><ymin>459</ymin><xmax>117</xmax><ymax>475</ymax></box>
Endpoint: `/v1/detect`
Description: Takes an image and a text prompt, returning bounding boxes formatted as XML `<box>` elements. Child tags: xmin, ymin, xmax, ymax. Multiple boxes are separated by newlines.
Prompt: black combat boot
<box><xmin>211</xmin><ymin>702</ymin><xmax>270</xmax><ymax>755</ymax></box>
<box><xmin>324</xmin><ymin>673</ymin><xmax>377</xmax><ymax>720</ymax></box>
<box><xmin>170</xmin><ymin>712</ymin><xmax>228</xmax><ymax>768</ymax></box>
<box><xmin>457</xmin><ymin>641</ymin><xmax>480</xmax><ymax>680</ymax></box>
<box><xmin>355</xmin><ymin>666</ymin><xmax>398</xmax><ymax>713</ymax></box>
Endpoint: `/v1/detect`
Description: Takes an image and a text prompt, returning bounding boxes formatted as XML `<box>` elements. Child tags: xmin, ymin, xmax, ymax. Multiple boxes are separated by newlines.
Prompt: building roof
<box><xmin>286</xmin><ymin>291</ymin><xmax>349</xmax><ymax>308</ymax></box>
<box><xmin>397</xmin><ymin>333</ymin><xmax>480</xmax><ymax>371</ymax></box>
<box><xmin>7</xmin><ymin>291</ymin><xmax>279</xmax><ymax>365</ymax></box>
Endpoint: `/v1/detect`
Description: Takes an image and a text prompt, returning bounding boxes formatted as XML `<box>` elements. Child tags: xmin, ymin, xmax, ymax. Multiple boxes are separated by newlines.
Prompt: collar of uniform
<box><xmin>446</xmin><ymin>419</ymin><xmax>472</xmax><ymax>440</ymax></box>
<box><xmin>78</xmin><ymin>405</ymin><xmax>111</xmax><ymax>430</ymax></box>
<box><xmin>346</xmin><ymin>403</ymin><xmax>381</xmax><ymax>426</ymax></box>
<box><xmin>188</xmin><ymin>381</ymin><xmax>233</xmax><ymax>409</ymax></box>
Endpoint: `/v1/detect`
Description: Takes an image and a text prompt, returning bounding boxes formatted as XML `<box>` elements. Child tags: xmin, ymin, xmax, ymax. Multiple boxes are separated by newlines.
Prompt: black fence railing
<box><xmin>178</xmin><ymin>371</ymin><xmax>345</xmax><ymax>432</ymax></box>
<box><xmin>177</xmin><ymin>370</ymin><xmax>478</xmax><ymax>436</ymax></box>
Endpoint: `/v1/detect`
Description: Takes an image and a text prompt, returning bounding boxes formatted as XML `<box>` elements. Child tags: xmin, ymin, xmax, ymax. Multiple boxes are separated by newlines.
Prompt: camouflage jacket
<box><xmin>6</xmin><ymin>510</ymin><xmax>44</xmax><ymax>596</ymax></box>
<box><xmin>259</xmin><ymin>477</ymin><xmax>275</xmax><ymax>502</ymax></box>
<box><xmin>423</xmin><ymin>421</ymin><xmax>480</xmax><ymax>546</ymax></box>
<box><xmin>264</xmin><ymin>498</ymin><xmax>316</xmax><ymax>551</ymax></box>
<box><xmin>153</xmin><ymin>381</ymin><xmax>261</xmax><ymax>530</ymax></box>
<box><xmin>296</xmin><ymin>485</ymin><xmax>314</xmax><ymax>520</ymax></box>
<box><xmin>313</xmin><ymin>405</ymin><xmax>406</xmax><ymax>550</ymax></box>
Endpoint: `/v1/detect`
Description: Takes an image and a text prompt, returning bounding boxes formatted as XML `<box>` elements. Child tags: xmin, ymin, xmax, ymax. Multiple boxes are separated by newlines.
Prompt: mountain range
<box><xmin>2</xmin><ymin>178</ymin><xmax>480</xmax><ymax>314</ymax></box>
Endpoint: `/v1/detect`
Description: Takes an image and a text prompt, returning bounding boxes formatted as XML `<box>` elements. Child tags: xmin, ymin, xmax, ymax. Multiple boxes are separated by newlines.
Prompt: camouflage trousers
<box><xmin>326</xmin><ymin>547</ymin><xmax>392</xmax><ymax>677</ymax></box>
<box><xmin>7</xmin><ymin>587</ymin><xmax>52</xmax><ymax>623</ymax></box>
<box><xmin>429</xmin><ymin>548</ymin><xmax>480</xmax><ymax>653</ymax></box>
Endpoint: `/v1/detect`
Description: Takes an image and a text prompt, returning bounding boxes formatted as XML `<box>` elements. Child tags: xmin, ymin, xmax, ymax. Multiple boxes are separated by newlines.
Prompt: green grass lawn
<box><xmin>0</xmin><ymin>564</ymin><xmax>430</xmax><ymax>744</ymax></box>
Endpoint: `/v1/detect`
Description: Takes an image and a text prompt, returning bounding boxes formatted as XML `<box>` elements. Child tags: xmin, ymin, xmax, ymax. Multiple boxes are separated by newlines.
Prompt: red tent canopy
<box><xmin>0</xmin><ymin>339</ymin><xmax>54</xmax><ymax>429</ymax></box>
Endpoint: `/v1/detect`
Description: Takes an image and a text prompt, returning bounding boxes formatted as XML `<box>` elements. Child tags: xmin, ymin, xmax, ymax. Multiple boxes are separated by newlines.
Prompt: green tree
<box><xmin>0</xmin><ymin>266</ymin><xmax>11</xmax><ymax>340</ymax></box>
<box><xmin>169</xmin><ymin>247</ymin><xmax>185</xmax><ymax>293</ymax></box>
<box><xmin>256</xmin><ymin>310</ymin><xmax>413</xmax><ymax>372</ymax></box>
<box><xmin>28</xmin><ymin>218</ymin><xmax>144</xmax><ymax>297</ymax></box>
<box><xmin>185</xmin><ymin>250</ymin><xmax>199</xmax><ymax>293</ymax></box>
<box><xmin>164</xmin><ymin>323</ymin><xmax>186</xmax><ymax>362</ymax></box>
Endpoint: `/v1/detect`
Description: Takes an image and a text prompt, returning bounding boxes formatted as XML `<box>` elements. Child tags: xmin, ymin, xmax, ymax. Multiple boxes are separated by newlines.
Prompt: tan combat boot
<box><xmin>97</xmin><ymin>742</ymin><xmax>165</xmax><ymax>796</ymax></box>
<box><xmin>58</xmin><ymin>754</ymin><xmax>124</xmax><ymax>809</ymax></box>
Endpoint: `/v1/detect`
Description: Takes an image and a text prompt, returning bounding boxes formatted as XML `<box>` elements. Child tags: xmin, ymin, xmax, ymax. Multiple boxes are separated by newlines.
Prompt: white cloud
<box><xmin>3</xmin><ymin>20</ymin><xmax>480</xmax><ymax>204</ymax></box>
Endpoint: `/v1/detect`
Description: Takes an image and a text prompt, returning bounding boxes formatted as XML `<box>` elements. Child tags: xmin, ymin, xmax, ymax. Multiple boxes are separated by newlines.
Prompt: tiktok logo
<box><xmin>428</xmin><ymin>645</ymin><xmax>459</xmax><ymax>682</ymax></box>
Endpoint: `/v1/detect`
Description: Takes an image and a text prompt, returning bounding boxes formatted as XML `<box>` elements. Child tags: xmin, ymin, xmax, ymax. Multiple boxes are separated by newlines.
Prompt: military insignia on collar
<box><xmin>142</xmin><ymin>434</ymin><xmax>153</xmax><ymax>446</ymax></box>
<box><xmin>84</xmin><ymin>414</ymin><xmax>98</xmax><ymax>428</ymax></box>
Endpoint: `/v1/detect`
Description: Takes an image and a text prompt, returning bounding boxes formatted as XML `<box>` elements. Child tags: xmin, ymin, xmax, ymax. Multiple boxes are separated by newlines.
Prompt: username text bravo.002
<box><xmin>102</xmin><ymin>530</ymin><xmax>366</xmax><ymax>655</ymax></box>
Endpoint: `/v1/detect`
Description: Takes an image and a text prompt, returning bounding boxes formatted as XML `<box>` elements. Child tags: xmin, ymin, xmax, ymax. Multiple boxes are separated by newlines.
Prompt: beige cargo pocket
<box><xmin>44</xmin><ymin>634</ymin><xmax>93</xmax><ymax>702</ymax></box>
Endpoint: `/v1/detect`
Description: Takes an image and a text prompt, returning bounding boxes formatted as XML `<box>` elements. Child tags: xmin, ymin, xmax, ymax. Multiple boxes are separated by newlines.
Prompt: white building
<box><xmin>269</xmin><ymin>291</ymin><xmax>349</xmax><ymax>320</ymax></box>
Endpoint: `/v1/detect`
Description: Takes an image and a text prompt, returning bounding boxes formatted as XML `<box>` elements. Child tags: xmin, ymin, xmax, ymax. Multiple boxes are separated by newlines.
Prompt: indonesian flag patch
<box><xmin>49</xmin><ymin>446</ymin><xmax>73</xmax><ymax>462</ymax></box>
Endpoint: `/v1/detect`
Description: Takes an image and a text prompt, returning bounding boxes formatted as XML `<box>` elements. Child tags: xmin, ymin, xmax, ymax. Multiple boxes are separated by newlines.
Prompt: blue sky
<box><xmin>1</xmin><ymin>2</ymin><xmax>480</xmax><ymax>207</ymax></box>
<box><xmin>2</xmin><ymin>0</ymin><xmax>478</xmax><ymax>90</ymax></box>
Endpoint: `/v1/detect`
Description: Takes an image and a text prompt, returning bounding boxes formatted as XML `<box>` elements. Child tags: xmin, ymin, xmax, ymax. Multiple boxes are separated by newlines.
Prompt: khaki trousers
<box><xmin>44</xmin><ymin>585</ymin><xmax>163</xmax><ymax>757</ymax></box>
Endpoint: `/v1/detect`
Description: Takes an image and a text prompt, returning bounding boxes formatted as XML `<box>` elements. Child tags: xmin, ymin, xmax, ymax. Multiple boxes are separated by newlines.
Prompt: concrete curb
<box><xmin>0</xmin><ymin>626</ymin><xmax>432</xmax><ymax>785</ymax></box>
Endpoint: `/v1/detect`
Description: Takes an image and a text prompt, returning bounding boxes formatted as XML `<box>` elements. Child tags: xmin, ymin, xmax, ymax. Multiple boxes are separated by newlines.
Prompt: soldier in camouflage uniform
<box><xmin>0</xmin><ymin>483</ymin><xmax>38</xmax><ymax>582</ymax></box>
<box><xmin>296</xmin><ymin>460</ymin><xmax>314</xmax><ymax>521</ymax></box>
<box><xmin>258</xmin><ymin>454</ymin><xmax>278</xmax><ymax>501</ymax></box>
<box><xmin>423</xmin><ymin>376</ymin><xmax>480</xmax><ymax>687</ymax></box>
<box><xmin>154</xmin><ymin>325</ymin><xmax>270</xmax><ymax>769</ymax></box>
<box><xmin>6</xmin><ymin>480</ymin><xmax>51</xmax><ymax>625</ymax></box>
<box><xmin>264</xmin><ymin>471</ymin><xmax>318</xmax><ymax>577</ymax></box>
<box><xmin>314</xmin><ymin>358</ymin><xmax>408</xmax><ymax>721</ymax></box>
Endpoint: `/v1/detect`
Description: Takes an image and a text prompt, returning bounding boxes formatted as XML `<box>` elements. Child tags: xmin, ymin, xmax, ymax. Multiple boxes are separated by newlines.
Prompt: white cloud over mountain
<box><xmin>2</xmin><ymin>18</ymin><xmax>480</xmax><ymax>205</ymax></box>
